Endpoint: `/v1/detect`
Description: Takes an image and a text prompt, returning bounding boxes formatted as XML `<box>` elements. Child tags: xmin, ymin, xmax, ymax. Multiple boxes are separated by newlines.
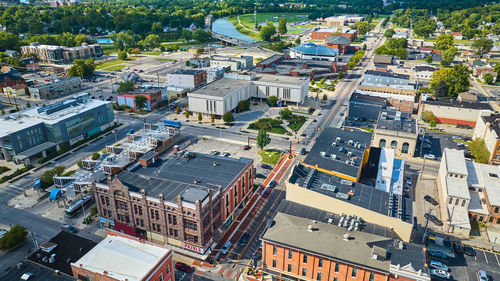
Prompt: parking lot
<box><xmin>437</xmin><ymin>247</ymin><xmax>500</xmax><ymax>281</ymax></box>
<box><xmin>416</xmin><ymin>131</ymin><xmax>467</xmax><ymax>160</ymax></box>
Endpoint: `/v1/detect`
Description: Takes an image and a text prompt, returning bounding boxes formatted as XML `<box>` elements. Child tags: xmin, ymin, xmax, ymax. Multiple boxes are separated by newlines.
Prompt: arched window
<box><xmin>379</xmin><ymin>139</ymin><xmax>386</xmax><ymax>148</ymax></box>
<box><xmin>391</xmin><ymin>140</ymin><xmax>398</xmax><ymax>149</ymax></box>
<box><xmin>402</xmin><ymin>142</ymin><xmax>410</xmax><ymax>154</ymax></box>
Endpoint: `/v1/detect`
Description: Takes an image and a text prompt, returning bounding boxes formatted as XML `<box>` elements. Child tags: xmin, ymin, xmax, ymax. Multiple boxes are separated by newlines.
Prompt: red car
<box><xmin>243</xmin><ymin>145</ymin><xmax>251</xmax><ymax>150</ymax></box>
<box><xmin>175</xmin><ymin>262</ymin><xmax>193</xmax><ymax>272</ymax></box>
<box><xmin>133</xmin><ymin>69</ymin><xmax>138</xmax><ymax>71</ymax></box>
<box><xmin>262</xmin><ymin>189</ymin><xmax>271</xmax><ymax>198</ymax></box>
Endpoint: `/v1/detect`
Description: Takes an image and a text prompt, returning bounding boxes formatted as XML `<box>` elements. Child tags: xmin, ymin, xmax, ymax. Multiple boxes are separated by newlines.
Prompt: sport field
<box><xmin>258</xmin><ymin>150</ymin><xmax>283</xmax><ymax>165</ymax></box>
<box><xmin>228</xmin><ymin>13</ymin><xmax>309</xmax><ymax>40</ymax></box>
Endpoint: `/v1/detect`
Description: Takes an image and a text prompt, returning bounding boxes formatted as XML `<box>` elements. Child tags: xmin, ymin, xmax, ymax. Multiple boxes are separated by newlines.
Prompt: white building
<box><xmin>188</xmin><ymin>73</ymin><xmax>309</xmax><ymax>117</ymax></box>
<box><xmin>209</xmin><ymin>55</ymin><xmax>253</xmax><ymax>70</ymax></box>
<box><xmin>414</xmin><ymin>65</ymin><xmax>439</xmax><ymax>80</ymax></box>
<box><xmin>375</xmin><ymin>148</ymin><xmax>405</xmax><ymax>195</ymax></box>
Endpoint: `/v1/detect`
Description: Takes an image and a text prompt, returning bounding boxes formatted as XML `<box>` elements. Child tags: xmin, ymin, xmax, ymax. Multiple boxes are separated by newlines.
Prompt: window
<box><xmin>334</xmin><ymin>263</ymin><xmax>339</xmax><ymax>273</ymax></box>
<box><xmin>265</xmin><ymin>87</ymin><xmax>270</xmax><ymax>97</ymax></box>
<box><xmin>283</xmin><ymin>88</ymin><xmax>291</xmax><ymax>99</ymax></box>
<box><xmin>369</xmin><ymin>272</ymin><xmax>375</xmax><ymax>281</ymax></box>
<box><xmin>351</xmin><ymin>267</ymin><xmax>357</xmax><ymax>277</ymax></box>
<box><xmin>449</xmin><ymin>198</ymin><xmax>453</xmax><ymax>204</ymax></box>
<box><xmin>167</xmin><ymin>265</ymin><xmax>170</xmax><ymax>274</ymax></box>
<box><xmin>273</xmin><ymin>246</ymin><xmax>277</xmax><ymax>255</ymax></box>
<box><xmin>455</xmin><ymin>198</ymin><xmax>459</xmax><ymax>206</ymax></box>
<box><xmin>303</xmin><ymin>254</ymin><xmax>308</xmax><ymax>263</ymax></box>
<box><xmin>100</xmin><ymin>195</ymin><xmax>105</xmax><ymax>205</ymax></box>
<box><xmin>495</xmin><ymin>207</ymin><xmax>499</xmax><ymax>213</ymax></box>
<box><xmin>402</xmin><ymin>142</ymin><xmax>409</xmax><ymax>154</ymax></box>
<box><xmin>490</xmin><ymin>216</ymin><xmax>494</xmax><ymax>223</ymax></box>
<box><xmin>390</xmin><ymin>140</ymin><xmax>398</xmax><ymax>149</ymax></box>
<box><xmin>318</xmin><ymin>258</ymin><xmax>323</xmax><ymax>268</ymax></box>
<box><xmin>287</xmin><ymin>264</ymin><xmax>292</xmax><ymax>272</ymax></box>
<box><xmin>159</xmin><ymin>272</ymin><xmax>164</xmax><ymax>281</ymax></box>
<box><xmin>379</xmin><ymin>139</ymin><xmax>386</xmax><ymax>148</ymax></box>
<box><xmin>288</xmin><ymin>250</ymin><xmax>293</xmax><ymax>260</ymax></box>
<box><xmin>272</xmin><ymin>259</ymin><xmax>277</xmax><ymax>268</ymax></box>
<box><xmin>317</xmin><ymin>273</ymin><xmax>322</xmax><ymax>281</ymax></box>
<box><xmin>462</xmin><ymin>200</ymin><xmax>466</xmax><ymax>207</ymax></box>
<box><xmin>334</xmin><ymin>278</ymin><xmax>338</xmax><ymax>281</ymax></box>
<box><xmin>302</xmin><ymin>268</ymin><xmax>307</xmax><ymax>276</ymax></box>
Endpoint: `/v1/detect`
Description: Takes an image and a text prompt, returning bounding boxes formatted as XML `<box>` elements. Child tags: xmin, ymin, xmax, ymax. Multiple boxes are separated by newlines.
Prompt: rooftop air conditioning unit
<box><xmin>320</xmin><ymin>151</ymin><xmax>326</xmax><ymax>157</ymax></box>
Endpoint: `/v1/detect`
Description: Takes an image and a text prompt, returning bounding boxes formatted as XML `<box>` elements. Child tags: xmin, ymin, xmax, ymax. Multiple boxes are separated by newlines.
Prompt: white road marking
<box><xmin>484</xmin><ymin>250</ymin><xmax>489</xmax><ymax>264</ymax></box>
<box><xmin>495</xmin><ymin>253</ymin><xmax>500</xmax><ymax>267</ymax></box>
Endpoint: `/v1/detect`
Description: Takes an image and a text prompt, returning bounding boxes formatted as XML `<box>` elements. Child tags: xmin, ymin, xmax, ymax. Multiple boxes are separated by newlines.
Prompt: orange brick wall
<box><xmin>263</xmin><ymin>241</ymin><xmax>389</xmax><ymax>281</ymax></box>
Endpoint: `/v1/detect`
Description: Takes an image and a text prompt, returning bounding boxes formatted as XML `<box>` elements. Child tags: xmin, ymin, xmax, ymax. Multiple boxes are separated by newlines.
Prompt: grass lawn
<box><xmin>142</xmin><ymin>51</ymin><xmax>164</xmax><ymax>55</ymax></box>
<box><xmin>95</xmin><ymin>59</ymin><xmax>139</xmax><ymax>70</ymax></box>
<box><xmin>154</xmin><ymin>58</ymin><xmax>175</xmax><ymax>61</ymax></box>
<box><xmin>288</xmin><ymin>119</ymin><xmax>306</xmax><ymax>132</ymax></box>
<box><xmin>228</xmin><ymin>13</ymin><xmax>309</xmax><ymax>40</ymax></box>
<box><xmin>102</xmin><ymin>46</ymin><xmax>119</xmax><ymax>54</ymax></box>
<box><xmin>268</xmin><ymin>127</ymin><xmax>288</xmax><ymax>134</ymax></box>
<box><xmin>258</xmin><ymin>150</ymin><xmax>283</xmax><ymax>165</ymax></box>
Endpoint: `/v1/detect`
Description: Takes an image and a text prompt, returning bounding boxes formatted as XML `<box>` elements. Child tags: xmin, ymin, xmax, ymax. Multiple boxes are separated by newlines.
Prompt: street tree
<box><xmin>441</xmin><ymin>47</ymin><xmax>457</xmax><ymax>67</ymax></box>
<box><xmin>118</xmin><ymin>50</ymin><xmax>128</xmax><ymax>60</ymax></box>
<box><xmin>223</xmin><ymin>111</ymin><xmax>234</xmax><ymax>124</ymax></box>
<box><xmin>425</xmin><ymin>55</ymin><xmax>433</xmax><ymax>64</ymax></box>
<box><xmin>198</xmin><ymin>112</ymin><xmax>202</xmax><ymax>121</ymax></box>
<box><xmin>257</xmin><ymin>129</ymin><xmax>271</xmax><ymax>149</ymax></box>
<box><xmin>472</xmin><ymin>38</ymin><xmax>494</xmax><ymax>56</ymax></box>
<box><xmin>67</xmin><ymin>58</ymin><xmax>95</xmax><ymax>78</ymax></box>
<box><xmin>260</xmin><ymin>21</ymin><xmax>276</xmax><ymax>42</ymax></box>
<box><xmin>484</xmin><ymin>73</ymin><xmax>494</xmax><ymax>84</ymax></box>
<box><xmin>267</xmin><ymin>96</ymin><xmax>278</xmax><ymax>106</ymax></box>
<box><xmin>184</xmin><ymin>110</ymin><xmax>190</xmax><ymax>119</ymax></box>
<box><xmin>134</xmin><ymin>95</ymin><xmax>147</xmax><ymax>111</ymax></box>
<box><xmin>117</xmin><ymin>81</ymin><xmax>134</xmax><ymax>93</ymax></box>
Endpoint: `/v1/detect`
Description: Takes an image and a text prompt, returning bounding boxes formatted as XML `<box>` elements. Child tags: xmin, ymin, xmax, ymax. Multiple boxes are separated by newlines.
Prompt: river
<box><xmin>211</xmin><ymin>18</ymin><xmax>258</xmax><ymax>44</ymax></box>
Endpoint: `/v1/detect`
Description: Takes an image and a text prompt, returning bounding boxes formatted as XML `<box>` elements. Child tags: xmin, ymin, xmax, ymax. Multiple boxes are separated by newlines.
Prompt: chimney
<box><xmin>343</xmin><ymin>232</ymin><xmax>350</xmax><ymax>241</ymax></box>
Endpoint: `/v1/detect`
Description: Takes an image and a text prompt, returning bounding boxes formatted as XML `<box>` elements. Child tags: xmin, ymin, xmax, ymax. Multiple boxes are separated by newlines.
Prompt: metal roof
<box><xmin>325</xmin><ymin>35</ymin><xmax>350</xmax><ymax>45</ymax></box>
<box><xmin>291</xmin><ymin>43</ymin><xmax>339</xmax><ymax>57</ymax></box>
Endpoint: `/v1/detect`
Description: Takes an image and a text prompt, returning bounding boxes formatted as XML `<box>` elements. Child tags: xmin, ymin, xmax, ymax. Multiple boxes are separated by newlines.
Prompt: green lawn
<box><xmin>288</xmin><ymin>120</ymin><xmax>306</xmax><ymax>132</ymax></box>
<box><xmin>95</xmin><ymin>59</ymin><xmax>139</xmax><ymax>70</ymax></box>
<box><xmin>228</xmin><ymin>13</ymin><xmax>309</xmax><ymax>40</ymax></box>
<box><xmin>142</xmin><ymin>51</ymin><xmax>164</xmax><ymax>55</ymax></box>
<box><xmin>154</xmin><ymin>58</ymin><xmax>175</xmax><ymax>62</ymax></box>
<box><xmin>258</xmin><ymin>150</ymin><xmax>283</xmax><ymax>165</ymax></box>
<box><xmin>102</xmin><ymin>46</ymin><xmax>119</xmax><ymax>54</ymax></box>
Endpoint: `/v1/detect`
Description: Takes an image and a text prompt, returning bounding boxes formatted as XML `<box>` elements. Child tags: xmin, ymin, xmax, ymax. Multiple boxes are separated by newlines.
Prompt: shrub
<box><xmin>0</xmin><ymin>225</ymin><xmax>27</xmax><ymax>251</ymax></box>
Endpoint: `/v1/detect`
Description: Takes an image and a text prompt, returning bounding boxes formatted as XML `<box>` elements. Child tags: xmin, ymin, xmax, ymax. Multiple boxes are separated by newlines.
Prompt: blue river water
<box><xmin>211</xmin><ymin>18</ymin><xmax>258</xmax><ymax>43</ymax></box>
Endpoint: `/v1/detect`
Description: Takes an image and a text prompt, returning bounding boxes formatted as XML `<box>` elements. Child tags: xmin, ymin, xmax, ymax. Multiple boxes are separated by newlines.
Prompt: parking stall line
<box><xmin>484</xmin><ymin>250</ymin><xmax>489</xmax><ymax>264</ymax></box>
<box><xmin>496</xmin><ymin>254</ymin><xmax>500</xmax><ymax>267</ymax></box>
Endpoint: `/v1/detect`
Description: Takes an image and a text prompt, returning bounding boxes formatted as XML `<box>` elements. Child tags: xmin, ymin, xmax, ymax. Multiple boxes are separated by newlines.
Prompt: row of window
<box><xmin>270</xmin><ymin>259</ymin><xmax>374</xmax><ymax>280</ymax></box>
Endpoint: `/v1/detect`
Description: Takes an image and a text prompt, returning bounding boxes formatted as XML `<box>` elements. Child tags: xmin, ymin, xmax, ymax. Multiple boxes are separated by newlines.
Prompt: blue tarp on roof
<box><xmin>291</xmin><ymin>43</ymin><xmax>339</xmax><ymax>56</ymax></box>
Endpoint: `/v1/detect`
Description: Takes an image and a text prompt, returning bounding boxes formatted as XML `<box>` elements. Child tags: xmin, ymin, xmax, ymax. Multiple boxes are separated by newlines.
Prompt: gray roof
<box><xmin>172</xmin><ymin>69</ymin><xmax>205</xmax><ymax>75</ymax></box>
<box><xmin>188</xmin><ymin>78</ymin><xmax>250</xmax><ymax>98</ymax></box>
<box><xmin>325</xmin><ymin>35</ymin><xmax>350</xmax><ymax>45</ymax></box>
<box><xmin>364</xmin><ymin>70</ymin><xmax>410</xmax><ymax>80</ymax></box>
<box><xmin>303</xmin><ymin>128</ymin><xmax>371</xmax><ymax>179</ymax></box>
<box><xmin>481</xmin><ymin>114</ymin><xmax>500</xmax><ymax>137</ymax></box>
<box><xmin>1</xmin><ymin>262</ymin><xmax>76</xmax><ymax>281</ymax></box>
<box><xmin>289</xmin><ymin>165</ymin><xmax>413</xmax><ymax>223</ymax></box>
<box><xmin>423</xmin><ymin>99</ymin><xmax>492</xmax><ymax>110</ymax></box>
<box><xmin>376</xmin><ymin>109</ymin><xmax>417</xmax><ymax>134</ymax></box>
<box><xmin>115</xmin><ymin>153</ymin><xmax>252</xmax><ymax>202</ymax></box>
<box><xmin>373</xmin><ymin>55</ymin><xmax>393</xmax><ymax>65</ymax></box>
<box><xmin>415</xmin><ymin>65</ymin><xmax>438</xmax><ymax>72</ymax></box>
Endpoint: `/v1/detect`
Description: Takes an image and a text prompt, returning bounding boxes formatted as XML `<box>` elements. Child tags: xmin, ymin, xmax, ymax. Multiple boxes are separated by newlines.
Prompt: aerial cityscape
<box><xmin>0</xmin><ymin>0</ymin><xmax>500</xmax><ymax>281</ymax></box>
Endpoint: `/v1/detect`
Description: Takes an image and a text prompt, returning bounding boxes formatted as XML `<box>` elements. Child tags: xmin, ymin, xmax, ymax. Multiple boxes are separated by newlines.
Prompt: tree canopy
<box><xmin>67</xmin><ymin>58</ymin><xmax>95</xmax><ymax>78</ymax></box>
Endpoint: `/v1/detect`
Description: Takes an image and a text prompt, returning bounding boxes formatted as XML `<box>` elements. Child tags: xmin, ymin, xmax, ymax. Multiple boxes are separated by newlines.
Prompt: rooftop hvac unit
<box><xmin>320</xmin><ymin>151</ymin><xmax>326</xmax><ymax>157</ymax></box>
<box><xmin>332</xmin><ymin>141</ymin><xmax>337</xmax><ymax>147</ymax></box>
<box><xmin>348</xmin><ymin>140</ymin><xmax>353</xmax><ymax>146</ymax></box>
<box><xmin>331</xmin><ymin>154</ymin><xmax>336</xmax><ymax>160</ymax></box>
<box><xmin>336</xmin><ymin>137</ymin><xmax>341</xmax><ymax>142</ymax></box>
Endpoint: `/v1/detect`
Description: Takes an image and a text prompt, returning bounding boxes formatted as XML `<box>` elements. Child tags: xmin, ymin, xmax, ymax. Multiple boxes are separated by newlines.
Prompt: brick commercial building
<box><xmin>71</xmin><ymin>230</ymin><xmax>174</xmax><ymax>281</ymax></box>
<box><xmin>419</xmin><ymin>97</ymin><xmax>492</xmax><ymax>127</ymax></box>
<box><xmin>311</xmin><ymin>27</ymin><xmax>357</xmax><ymax>41</ymax></box>
<box><xmin>373</xmin><ymin>110</ymin><xmax>418</xmax><ymax>157</ymax></box>
<box><xmin>261</xmin><ymin>201</ymin><xmax>429</xmax><ymax>281</ymax></box>
<box><xmin>21</xmin><ymin>42</ymin><xmax>102</xmax><ymax>64</ymax></box>
<box><xmin>116</xmin><ymin>89</ymin><xmax>163</xmax><ymax>111</ymax></box>
<box><xmin>94</xmin><ymin>152</ymin><xmax>254</xmax><ymax>258</ymax></box>
<box><xmin>473</xmin><ymin>113</ymin><xmax>500</xmax><ymax>165</ymax></box>
<box><xmin>324</xmin><ymin>36</ymin><xmax>351</xmax><ymax>55</ymax></box>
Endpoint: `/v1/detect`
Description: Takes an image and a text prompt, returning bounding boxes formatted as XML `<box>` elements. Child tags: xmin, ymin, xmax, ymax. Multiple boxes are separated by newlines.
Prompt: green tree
<box><xmin>117</xmin><ymin>81</ymin><xmax>134</xmax><ymax>93</ymax></box>
<box><xmin>211</xmin><ymin>114</ymin><xmax>215</xmax><ymax>123</ymax></box>
<box><xmin>434</xmin><ymin>80</ymin><xmax>449</xmax><ymax>97</ymax></box>
<box><xmin>362</xmin><ymin>44</ymin><xmax>367</xmax><ymax>51</ymax></box>
<box><xmin>484</xmin><ymin>73</ymin><xmax>494</xmax><ymax>85</ymax></box>
<box><xmin>176</xmin><ymin>105</ymin><xmax>181</xmax><ymax>114</ymax></box>
<box><xmin>447</xmin><ymin>63</ymin><xmax>472</xmax><ymax>96</ymax></box>
<box><xmin>237</xmin><ymin>100</ymin><xmax>250</xmax><ymax>112</ymax></box>
<box><xmin>422</xmin><ymin>111</ymin><xmax>436</xmax><ymax>123</ymax></box>
<box><xmin>260</xmin><ymin>21</ymin><xmax>276</xmax><ymax>42</ymax></box>
<box><xmin>118</xmin><ymin>50</ymin><xmax>128</xmax><ymax>60</ymax></box>
<box><xmin>441</xmin><ymin>47</ymin><xmax>457</xmax><ymax>67</ymax></box>
<box><xmin>109</xmin><ymin>32</ymin><xmax>135</xmax><ymax>51</ymax></box>
<box><xmin>257</xmin><ymin>129</ymin><xmax>271</xmax><ymax>149</ymax></box>
<box><xmin>67</xmin><ymin>58</ymin><xmax>95</xmax><ymax>79</ymax></box>
<box><xmin>267</xmin><ymin>96</ymin><xmax>278</xmax><ymax>106</ymax></box>
<box><xmin>472</xmin><ymin>38</ymin><xmax>494</xmax><ymax>56</ymax></box>
<box><xmin>143</xmin><ymin>34</ymin><xmax>161</xmax><ymax>50</ymax></box>
<box><xmin>197</xmin><ymin>112</ymin><xmax>202</xmax><ymax>121</ymax></box>
<box><xmin>468</xmin><ymin>138</ymin><xmax>490</xmax><ymax>163</ymax></box>
<box><xmin>384</xmin><ymin>29</ymin><xmax>395</xmax><ymax>38</ymax></box>
<box><xmin>184</xmin><ymin>110</ymin><xmax>190</xmax><ymax>119</ymax></box>
<box><xmin>152</xmin><ymin>22</ymin><xmax>163</xmax><ymax>34</ymax></box>
<box><xmin>0</xmin><ymin>225</ymin><xmax>27</xmax><ymax>251</ymax></box>
<box><xmin>195</xmin><ymin>46</ymin><xmax>204</xmax><ymax>56</ymax></box>
<box><xmin>280</xmin><ymin>108</ymin><xmax>293</xmax><ymax>119</ymax></box>
<box><xmin>435</xmin><ymin>34</ymin><xmax>454</xmax><ymax>50</ymax></box>
<box><xmin>278</xmin><ymin>18</ymin><xmax>287</xmax><ymax>36</ymax></box>
<box><xmin>425</xmin><ymin>55</ymin><xmax>433</xmax><ymax>64</ymax></box>
<box><xmin>322</xmin><ymin>94</ymin><xmax>328</xmax><ymax>102</ymax></box>
<box><xmin>40</xmin><ymin>165</ymin><xmax>65</xmax><ymax>188</ymax></box>
<box><xmin>134</xmin><ymin>95</ymin><xmax>147</xmax><ymax>111</ymax></box>
<box><xmin>77</xmin><ymin>160</ymin><xmax>83</xmax><ymax>168</ymax></box>
<box><xmin>223</xmin><ymin>111</ymin><xmax>234</xmax><ymax>124</ymax></box>
<box><xmin>354</xmin><ymin>21</ymin><xmax>371</xmax><ymax>35</ymax></box>
<box><xmin>338</xmin><ymin>71</ymin><xmax>344</xmax><ymax>79</ymax></box>
<box><xmin>91</xmin><ymin>152</ymin><xmax>101</xmax><ymax>160</ymax></box>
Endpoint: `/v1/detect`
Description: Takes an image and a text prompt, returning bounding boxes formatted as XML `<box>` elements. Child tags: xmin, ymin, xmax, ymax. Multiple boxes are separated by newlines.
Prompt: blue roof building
<box><xmin>290</xmin><ymin>42</ymin><xmax>338</xmax><ymax>61</ymax></box>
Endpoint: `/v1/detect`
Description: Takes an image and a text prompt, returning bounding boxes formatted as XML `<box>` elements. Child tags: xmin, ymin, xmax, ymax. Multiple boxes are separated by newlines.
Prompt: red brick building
<box><xmin>94</xmin><ymin>152</ymin><xmax>254</xmax><ymax>258</ymax></box>
<box><xmin>324</xmin><ymin>36</ymin><xmax>351</xmax><ymax>55</ymax></box>
<box><xmin>311</xmin><ymin>28</ymin><xmax>357</xmax><ymax>41</ymax></box>
<box><xmin>116</xmin><ymin>89</ymin><xmax>163</xmax><ymax>111</ymax></box>
<box><xmin>71</xmin><ymin>230</ymin><xmax>174</xmax><ymax>281</ymax></box>
<box><xmin>261</xmin><ymin>202</ymin><xmax>430</xmax><ymax>281</ymax></box>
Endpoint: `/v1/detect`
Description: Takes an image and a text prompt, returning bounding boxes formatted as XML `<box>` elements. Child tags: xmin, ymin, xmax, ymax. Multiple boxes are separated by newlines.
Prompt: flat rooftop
<box><xmin>423</xmin><ymin>99</ymin><xmax>492</xmax><ymax>110</ymax></box>
<box><xmin>27</xmin><ymin>231</ymin><xmax>97</xmax><ymax>276</ymax></box>
<box><xmin>1</xmin><ymin>262</ymin><xmax>76</xmax><ymax>281</ymax></box>
<box><xmin>114</xmin><ymin>152</ymin><xmax>252</xmax><ymax>202</ymax></box>
<box><xmin>73</xmin><ymin>234</ymin><xmax>171</xmax><ymax>281</ymax></box>
<box><xmin>481</xmin><ymin>114</ymin><xmax>500</xmax><ymax>137</ymax></box>
<box><xmin>469</xmin><ymin>161</ymin><xmax>500</xmax><ymax>206</ymax></box>
<box><xmin>171</xmin><ymin>69</ymin><xmax>205</xmax><ymax>75</ymax></box>
<box><xmin>253</xmin><ymin>73</ymin><xmax>308</xmax><ymax>87</ymax></box>
<box><xmin>444</xmin><ymin>148</ymin><xmax>467</xmax><ymax>175</ymax></box>
<box><xmin>289</xmin><ymin>165</ymin><xmax>413</xmax><ymax>223</ymax></box>
<box><xmin>303</xmin><ymin>128</ymin><xmax>371</xmax><ymax>179</ymax></box>
<box><xmin>188</xmin><ymin>78</ymin><xmax>250</xmax><ymax>97</ymax></box>
<box><xmin>376</xmin><ymin>110</ymin><xmax>417</xmax><ymax>134</ymax></box>
<box><xmin>364</xmin><ymin>70</ymin><xmax>409</xmax><ymax>80</ymax></box>
<box><xmin>262</xmin><ymin>209</ymin><xmax>425</xmax><ymax>274</ymax></box>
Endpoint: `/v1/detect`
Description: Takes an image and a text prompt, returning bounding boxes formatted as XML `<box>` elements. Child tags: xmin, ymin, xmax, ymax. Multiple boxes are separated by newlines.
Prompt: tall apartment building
<box><xmin>94</xmin><ymin>152</ymin><xmax>254</xmax><ymax>258</ymax></box>
<box><xmin>21</xmin><ymin>42</ymin><xmax>102</xmax><ymax>64</ymax></box>
<box><xmin>167</xmin><ymin>69</ymin><xmax>207</xmax><ymax>89</ymax></box>
<box><xmin>473</xmin><ymin>113</ymin><xmax>500</xmax><ymax>165</ymax></box>
<box><xmin>262</xmin><ymin>201</ymin><xmax>429</xmax><ymax>281</ymax></box>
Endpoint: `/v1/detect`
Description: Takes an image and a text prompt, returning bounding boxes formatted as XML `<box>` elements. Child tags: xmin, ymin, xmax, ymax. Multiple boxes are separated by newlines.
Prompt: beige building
<box><xmin>373</xmin><ymin>110</ymin><xmax>418</xmax><ymax>157</ymax></box>
<box><xmin>21</xmin><ymin>42</ymin><xmax>102</xmax><ymax>64</ymax></box>
<box><xmin>473</xmin><ymin>113</ymin><xmax>500</xmax><ymax>165</ymax></box>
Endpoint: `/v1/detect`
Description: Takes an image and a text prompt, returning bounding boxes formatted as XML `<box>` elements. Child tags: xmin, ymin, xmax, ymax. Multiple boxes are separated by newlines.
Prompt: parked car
<box><xmin>405</xmin><ymin>176</ymin><xmax>412</xmax><ymax>186</ymax></box>
<box><xmin>431</xmin><ymin>269</ymin><xmax>450</xmax><ymax>279</ymax></box>
<box><xmin>464</xmin><ymin>245</ymin><xmax>475</xmax><ymax>256</ymax></box>
<box><xmin>0</xmin><ymin>229</ymin><xmax>7</xmax><ymax>239</ymax></box>
<box><xmin>243</xmin><ymin>145</ymin><xmax>251</xmax><ymax>150</ymax></box>
<box><xmin>175</xmin><ymin>262</ymin><xmax>192</xmax><ymax>272</ymax></box>
<box><xmin>424</xmin><ymin>195</ymin><xmax>439</xmax><ymax>206</ymax></box>
<box><xmin>268</xmin><ymin>180</ymin><xmax>277</xmax><ymax>188</ymax></box>
<box><xmin>477</xmin><ymin>270</ymin><xmax>488</xmax><ymax>281</ymax></box>
<box><xmin>210</xmin><ymin>149</ymin><xmax>219</xmax><ymax>155</ymax></box>
<box><xmin>256</xmin><ymin>173</ymin><xmax>266</xmax><ymax>179</ymax></box>
<box><xmin>425</xmin><ymin>213</ymin><xmax>443</xmax><ymax>226</ymax></box>
<box><xmin>222</xmin><ymin>151</ymin><xmax>230</xmax><ymax>157</ymax></box>
<box><xmin>261</xmin><ymin>163</ymin><xmax>273</xmax><ymax>170</ymax></box>
<box><xmin>424</xmin><ymin>154</ymin><xmax>436</xmax><ymax>160</ymax></box>
<box><xmin>429</xmin><ymin>260</ymin><xmax>449</xmax><ymax>271</ymax></box>
<box><xmin>220</xmin><ymin>241</ymin><xmax>231</xmax><ymax>255</ymax></box>
<box><xmin>61</xmin><ymin>224</ymin><xmax>77</xmax><ymax>233</ymax></box>
<box><xmin>453</xmin><ymin>243</ymin><xmax>463</xmax><ymax>254</ymax></box>
<box><xmin>239</xmin><ymin>232</ymin><xmax>250</xmax><ymax>246</ymax></box>
<box><xmin>300</xmin><ymin>148</ymin><xmax>307</xmax><ymax>155</ymax></box>
<box><xmin>262</xmin><ymin>189</ymin><xmax>271</xmax><ymax>198</ymax></box>
<box><xmin>429</xmin><ymin>250</ymin><xmax>448</xmax><ymax>260</ymax></box>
